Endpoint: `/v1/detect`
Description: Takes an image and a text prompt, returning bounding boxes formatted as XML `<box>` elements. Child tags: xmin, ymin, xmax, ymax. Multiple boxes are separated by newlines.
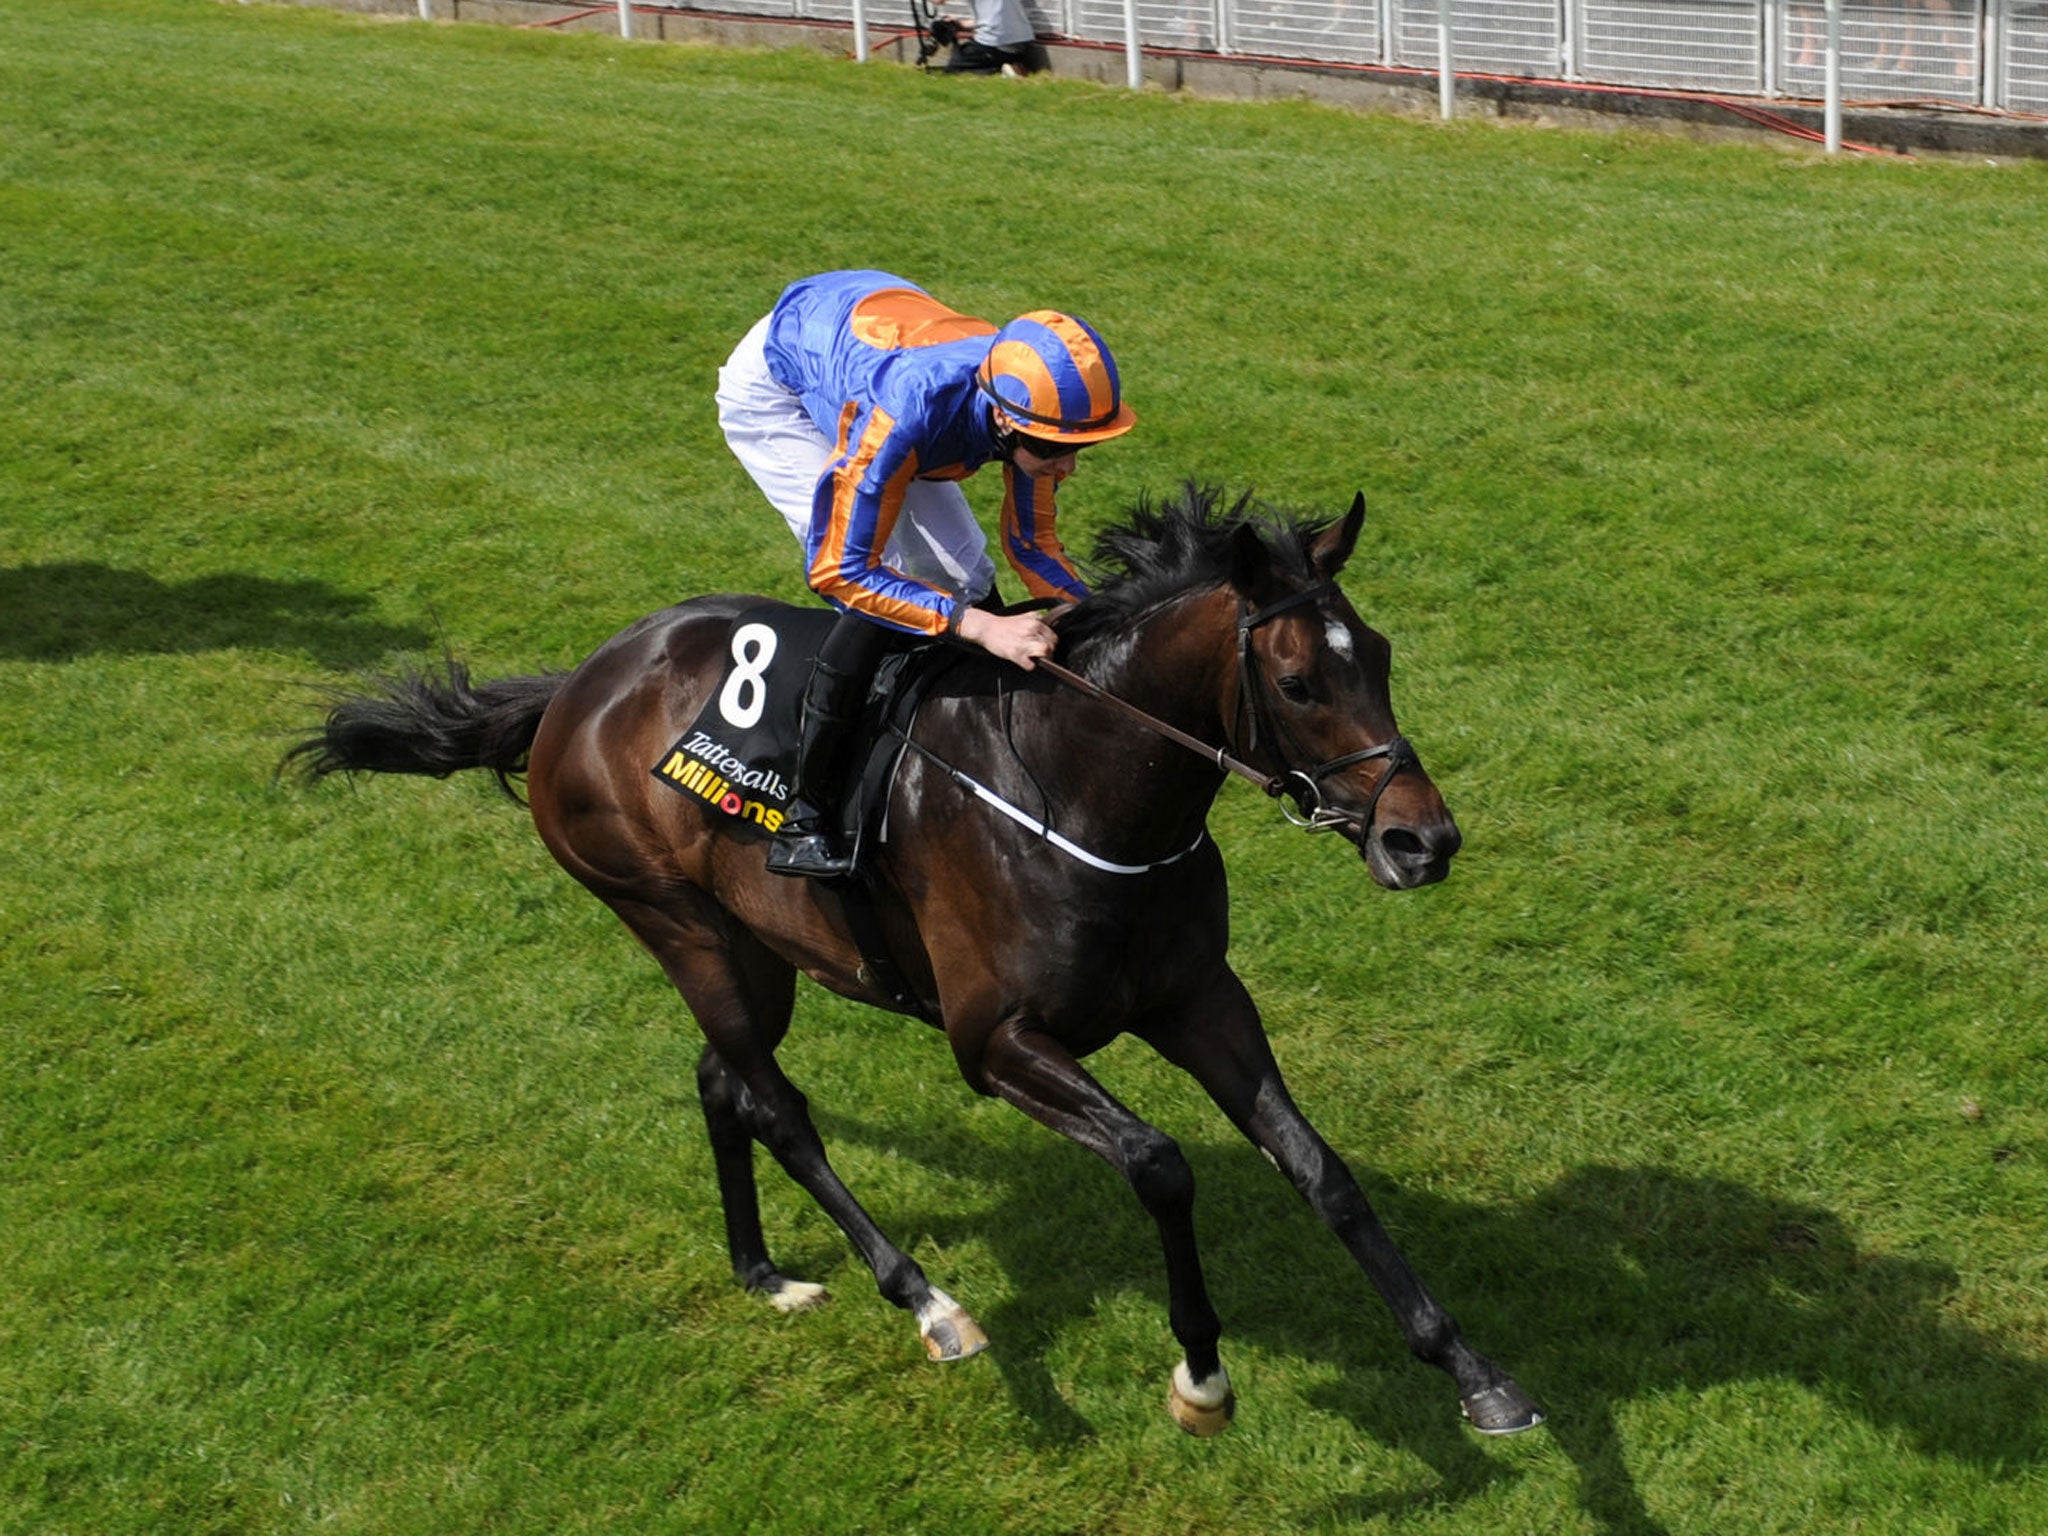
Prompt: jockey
<box><xmin>716</xmin><ymin>269</ymin><xmax>1137</xmax><ymax>879</ymax></box>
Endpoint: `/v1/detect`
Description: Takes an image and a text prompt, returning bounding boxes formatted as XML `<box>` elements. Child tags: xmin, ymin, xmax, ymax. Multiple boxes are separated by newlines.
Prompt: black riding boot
<box><xmin>766</xmin><ymin>615</ymin><xmax>892</xmax><ymax>879</ymax></box>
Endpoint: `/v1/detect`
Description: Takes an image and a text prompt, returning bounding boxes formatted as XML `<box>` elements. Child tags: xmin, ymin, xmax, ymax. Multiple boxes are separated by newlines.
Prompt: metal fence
<box><xmin>878</xmin><ymin>0</ymin><xmax>2048</xmax><ymax>110</ymax></box>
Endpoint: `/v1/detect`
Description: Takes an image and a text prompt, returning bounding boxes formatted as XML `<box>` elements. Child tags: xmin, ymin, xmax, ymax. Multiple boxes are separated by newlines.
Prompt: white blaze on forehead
<box><xmin>1325</xmin><ymin>620</ymin><xmax>1354</xmax><ymax>660</ymax></box>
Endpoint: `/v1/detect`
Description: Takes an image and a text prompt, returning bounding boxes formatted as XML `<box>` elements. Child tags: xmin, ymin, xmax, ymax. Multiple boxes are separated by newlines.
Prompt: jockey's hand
<box><xmin>958</xmin><ymin>607</ymin><xmax>1057</xmax><ymax>670</ymax></box>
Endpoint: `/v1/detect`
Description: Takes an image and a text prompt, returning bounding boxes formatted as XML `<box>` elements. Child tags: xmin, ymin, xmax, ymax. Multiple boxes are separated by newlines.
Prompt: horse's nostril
<box><xmin>1379</xmin><ymin>828</ymin><xmax>1429</xmax><ymax>865</ymax></box>
<box><xmin>1378</xmin><ymin>825</ymin><xmax>1459</xmax><ymax>866</ymax></box>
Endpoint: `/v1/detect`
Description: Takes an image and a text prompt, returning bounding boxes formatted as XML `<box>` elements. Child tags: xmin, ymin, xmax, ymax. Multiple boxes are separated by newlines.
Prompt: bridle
<box><xmin>1230</xmin><ymin>581</ymin><xmax>1418</xmax><ymax>836</ymax></box>
<box><xmin>1034</xmin><ymin>581</ymin><xmax>1419</xmax><ymax>839</ymax></box>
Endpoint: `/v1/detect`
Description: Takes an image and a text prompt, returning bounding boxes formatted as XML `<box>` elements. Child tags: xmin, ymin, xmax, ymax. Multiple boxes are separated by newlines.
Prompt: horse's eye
<box><xmin>1277</xmin><ymin>674</ymin><xmax>1312</xmax><ymax>704</ymax></box>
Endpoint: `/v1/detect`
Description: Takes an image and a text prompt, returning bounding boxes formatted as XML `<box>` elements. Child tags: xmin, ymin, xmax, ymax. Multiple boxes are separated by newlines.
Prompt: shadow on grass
<box><xmin>0</xmin><ymin>563</ymin><xmax>429</xmax><ymax>664</ymax></box>
<box><xmin>809</xmin><ymin>1109</ymin><xmax>2044</xmax><ymax>1534</ymax></box>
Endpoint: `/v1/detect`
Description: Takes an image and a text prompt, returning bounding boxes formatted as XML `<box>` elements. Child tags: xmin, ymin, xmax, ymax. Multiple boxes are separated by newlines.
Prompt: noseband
<box><xmin>1233</xmin><ymin>582</ymin><xmax>1417</xmax><ymax>836</ymax></box>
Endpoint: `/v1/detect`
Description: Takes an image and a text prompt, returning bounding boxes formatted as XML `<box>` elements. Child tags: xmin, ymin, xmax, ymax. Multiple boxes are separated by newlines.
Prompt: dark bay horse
<box><xmin>291</xmin><ymin>486</ymin><xmax>1541</xmax><ymax>1437</ymax></box>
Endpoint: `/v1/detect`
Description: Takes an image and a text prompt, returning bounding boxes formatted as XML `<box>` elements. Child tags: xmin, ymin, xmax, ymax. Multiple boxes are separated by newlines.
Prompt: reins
<box><xmin>1033</xmin><ymin>655</ymin><xmax>1284</xmax><ymax>796</ymax></box>
<box><xmin>1034</xmin><ymin>583</ymin><xmax>1418</xmax><ymax>837</ymax></box>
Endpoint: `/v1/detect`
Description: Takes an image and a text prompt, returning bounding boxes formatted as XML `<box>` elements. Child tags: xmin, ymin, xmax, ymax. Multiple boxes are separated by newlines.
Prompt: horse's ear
<box><xmin>1227</xmin><ymin>520</ymin><xmax>1271</xmax><ymax>597</ymax></box>
<box><xmin>1311</xmin><ymin>492</ymin><xmax>1367</xmax><ymax>580</ymax></box>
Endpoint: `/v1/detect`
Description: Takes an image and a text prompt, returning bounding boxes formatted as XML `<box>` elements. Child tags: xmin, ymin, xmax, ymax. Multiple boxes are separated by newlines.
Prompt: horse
<box><xmin>288</xmin><ymin>485</ymin><xmax>1542</xmax><ymax>1438</ymax></box>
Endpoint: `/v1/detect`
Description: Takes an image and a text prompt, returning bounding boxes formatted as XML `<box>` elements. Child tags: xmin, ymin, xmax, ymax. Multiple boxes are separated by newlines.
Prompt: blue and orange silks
<box><xmin>762</xmin><ymin>270</ymin><xmax>1090</xmax><ymax>637</ymax></box>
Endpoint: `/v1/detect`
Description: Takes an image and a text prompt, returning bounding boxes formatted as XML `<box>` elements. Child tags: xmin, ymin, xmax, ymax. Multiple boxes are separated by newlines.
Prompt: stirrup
<box><xmin>766</xmin><ymin>828</ymin><xmax>856</xmax><ymax>880</ymax></box>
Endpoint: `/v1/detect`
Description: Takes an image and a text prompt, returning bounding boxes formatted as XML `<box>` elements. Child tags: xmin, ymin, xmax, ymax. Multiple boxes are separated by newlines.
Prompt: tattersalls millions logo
<box><xmin>655</xmin><ymin>729</ymin><xmax>790</xmax><ymax>831</ymax></box>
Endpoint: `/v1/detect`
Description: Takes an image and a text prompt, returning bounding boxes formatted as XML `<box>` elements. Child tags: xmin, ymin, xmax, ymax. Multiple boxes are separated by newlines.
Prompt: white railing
<box><xmin>1004</xmin><ymin>0</ymin><xmax>2042</xmax><ymax>110</ymax></box>
<box><xmin>455</xmin><ymin>0</ymin><xmax>2048</xmax><ymax>119</ymax></box>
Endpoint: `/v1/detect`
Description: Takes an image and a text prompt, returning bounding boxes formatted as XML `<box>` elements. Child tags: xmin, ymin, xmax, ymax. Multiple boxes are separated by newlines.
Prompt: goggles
<box><xmin>1014</xmin><ymin>433</ymin><xmax>1084</xmax><ymax>462</ymax></box>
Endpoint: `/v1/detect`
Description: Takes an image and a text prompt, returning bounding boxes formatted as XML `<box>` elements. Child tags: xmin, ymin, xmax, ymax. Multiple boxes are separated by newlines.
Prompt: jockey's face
<box><xmin>1010</xmin><ymin>436</ymin><xmax>1080</xmax><ymax>481</ymax></box>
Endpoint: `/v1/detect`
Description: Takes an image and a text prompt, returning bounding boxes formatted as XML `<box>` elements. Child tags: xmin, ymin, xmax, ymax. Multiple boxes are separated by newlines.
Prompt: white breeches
<box><xmin>715</xmin><ymin>316</ymin><xmax>997</xmax><ymax>604</ymax></box>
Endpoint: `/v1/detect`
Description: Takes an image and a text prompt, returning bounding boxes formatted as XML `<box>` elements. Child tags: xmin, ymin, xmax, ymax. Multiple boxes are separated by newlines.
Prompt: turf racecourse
<box><xmin>5</xmin><ymin>0</ymin><xmax>2047</xmax><ymax>1530</ymax></box>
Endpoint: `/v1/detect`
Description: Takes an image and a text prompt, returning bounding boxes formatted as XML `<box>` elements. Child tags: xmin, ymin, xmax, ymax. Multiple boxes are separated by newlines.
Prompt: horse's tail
<box><xmin>284</xmin><ymin>660</ymin><xmax>568</xmax><ymax>801</ymax></box>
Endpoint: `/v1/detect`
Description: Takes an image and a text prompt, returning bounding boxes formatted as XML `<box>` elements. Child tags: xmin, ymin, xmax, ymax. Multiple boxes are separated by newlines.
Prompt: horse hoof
<box><xmin>1168</xmin><ymin>1362</ymin><xmax>1236</xmax><ymax>1437</ymax></box>
<box><xmin>765</xmin><ymin>1278</ymin><xmax>830</xmax><ymax>1315</ymax></box>
<box><xmin>917</xmin><ymin>1288</ymin><xmax>990</xmax><ymax>1362</ymax></box>
<box><xmin>1460</xmin><ymin>1380</ymin><xmax>1544</xmax><ymax>1436</ymax></box>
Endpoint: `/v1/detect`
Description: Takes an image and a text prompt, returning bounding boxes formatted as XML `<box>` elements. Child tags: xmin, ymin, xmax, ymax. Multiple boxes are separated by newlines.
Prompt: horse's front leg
<box><xmin>976</xmin><ymin>1016</ymin><xmax>1236</xmax><ymax>1435</ymax></box>
<box><xmin>1143</xmin><ymin>975</ymin><xmax>1543</xmax><ymax>1436</ymax></box>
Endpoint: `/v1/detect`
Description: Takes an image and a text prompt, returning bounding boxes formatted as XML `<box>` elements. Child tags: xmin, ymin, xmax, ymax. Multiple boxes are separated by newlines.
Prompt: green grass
<box><xmin>4</xmin><ymin>1</ymin><xmax>2046</xmax><ymax>1531</ymax></box>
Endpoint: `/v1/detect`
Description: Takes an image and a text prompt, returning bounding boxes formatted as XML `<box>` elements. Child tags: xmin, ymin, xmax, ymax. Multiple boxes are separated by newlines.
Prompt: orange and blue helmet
<box><xmin>975</xmin><ymin>311</ymin><xmax>1137</xmax><ymax>447</ymax></box>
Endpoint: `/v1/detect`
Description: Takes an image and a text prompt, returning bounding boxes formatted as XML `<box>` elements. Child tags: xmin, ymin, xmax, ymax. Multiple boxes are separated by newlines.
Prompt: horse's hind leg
<box><xmin>644</xmin><ymin>912</ymin><xmax>820</xmax><ymax>1310</ymax></box>
<box><xmin>617</xmin><ymin>896</ymin><xmax>989</xmax><ymax>1361</ymax></box>
<box><xmin>697</xmin><ymin>1042</ymin><xmax>825</xmax><ymax>1313</ymax></box>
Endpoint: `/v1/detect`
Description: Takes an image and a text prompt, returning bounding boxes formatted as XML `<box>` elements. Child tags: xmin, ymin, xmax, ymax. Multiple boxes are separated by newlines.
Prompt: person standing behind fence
<box><xmin>940</xmin><ymin>0</ymin><xmax>1037</xmax><ymax>74</ymax></box>
<box><xmin>715</xmin><ymin>269</ymin><xmax>1137</xmax><ymax>878</ymax></box>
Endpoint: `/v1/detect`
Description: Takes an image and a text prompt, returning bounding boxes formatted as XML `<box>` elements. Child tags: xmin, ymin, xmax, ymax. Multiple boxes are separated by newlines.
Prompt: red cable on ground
<box><xmin>1843</xmin><ymin>96</ymin><xmax>2048</xmax><ymax>122</ymax></box>
<box><xmin>518</xmin><ymin>4</ymin><xmax>611</xmax><ymax>25</ymax></box>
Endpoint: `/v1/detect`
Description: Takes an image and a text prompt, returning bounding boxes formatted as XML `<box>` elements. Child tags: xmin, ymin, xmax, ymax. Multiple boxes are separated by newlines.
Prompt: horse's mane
<box><xmin>1058</xmin><ymin>484</ymin><xmax>1333</xmax><ymax>655</ymax></box>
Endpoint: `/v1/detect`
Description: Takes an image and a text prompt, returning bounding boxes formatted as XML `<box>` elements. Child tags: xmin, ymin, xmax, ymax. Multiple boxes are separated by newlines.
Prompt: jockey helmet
<box><xmin>975</xmin><ymin>311</ymin><xmax>1137</xmax><ymax>447</ymax></box>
